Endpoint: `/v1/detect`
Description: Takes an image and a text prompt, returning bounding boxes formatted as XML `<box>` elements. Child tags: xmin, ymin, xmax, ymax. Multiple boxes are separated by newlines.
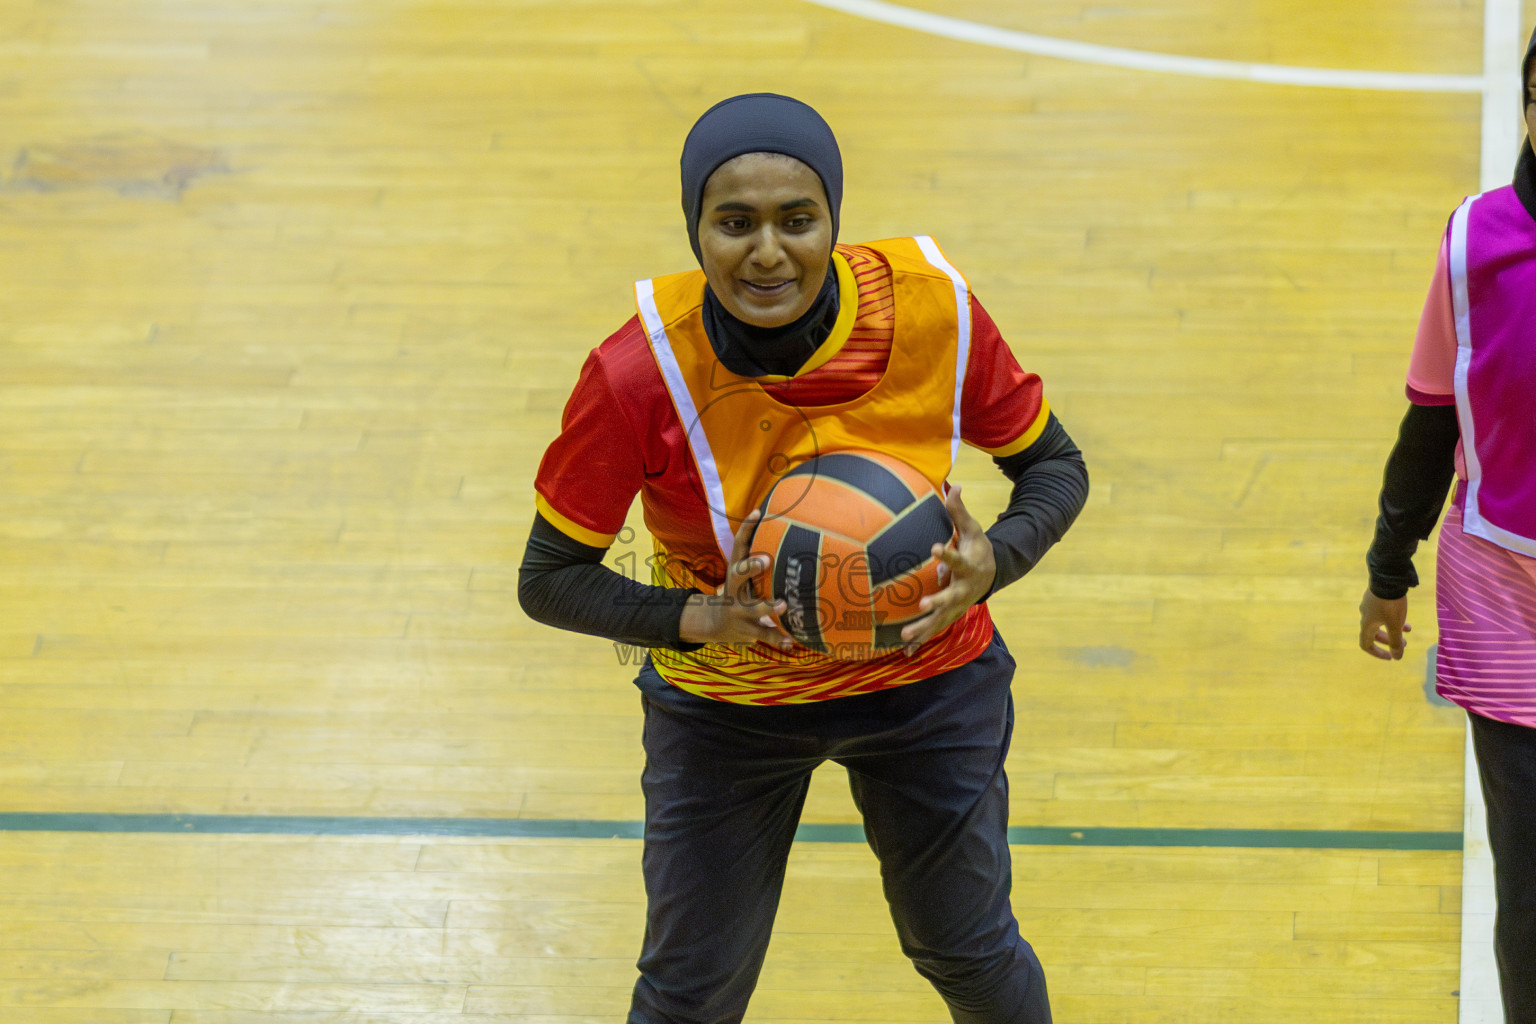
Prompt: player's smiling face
<box><xmin>697</xmin><ymin>152</ymin><xmax>833</xmax><ymax>329</ymax></box>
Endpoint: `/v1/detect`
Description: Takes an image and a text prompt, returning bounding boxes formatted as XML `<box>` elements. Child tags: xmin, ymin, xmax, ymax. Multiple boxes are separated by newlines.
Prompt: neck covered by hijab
<box><xmin>679</xmin><ymin>93</ymin><xmax>843</xmax><ymax>265</ymax></box>
<box><xmin>1515</xmin><ymin>25</ymin><xmax>1536</xmax><ymax>218</ymax></box>
<box><xmin>702</xmin><ymin>264</ymin><xmax>839</xmax><ymax>378</ymax></box>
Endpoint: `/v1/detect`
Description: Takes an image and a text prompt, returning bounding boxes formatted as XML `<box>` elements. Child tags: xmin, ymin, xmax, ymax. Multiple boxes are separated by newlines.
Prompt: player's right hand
<box><xmin>678</xmin><ymin>511</ymin><xmax>794</xmax><ymax>650</ymax></box>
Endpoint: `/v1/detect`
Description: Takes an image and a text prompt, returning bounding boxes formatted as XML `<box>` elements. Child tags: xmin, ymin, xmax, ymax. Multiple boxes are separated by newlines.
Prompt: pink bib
<box><xmin>1448</xmin><ymin>185</ymin><xmax>1536</xmax><ymax>556</ymax></box>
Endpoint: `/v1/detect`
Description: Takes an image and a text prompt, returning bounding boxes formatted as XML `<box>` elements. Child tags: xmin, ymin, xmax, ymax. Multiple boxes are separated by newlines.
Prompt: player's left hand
<box><xmin>899</xmin><ymin>484</ymin><xmax>995</xmax><ymax>655</ymax></box>
<box><xmin>1358</xmin><ymin>588</ymin><xmax>1411</xmax><ymax>660</ymax></box>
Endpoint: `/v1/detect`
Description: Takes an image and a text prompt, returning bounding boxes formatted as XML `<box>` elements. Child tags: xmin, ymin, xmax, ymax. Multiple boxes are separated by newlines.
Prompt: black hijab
<box><xmin>679</xmin><ymin>94</ymin><xmax>845</xmax><ymax>378</ymax></box>
<box><xmin>1515</xmin><ymin>25</ymin><xmax>1536</xmax><ymax>218</ymax></box>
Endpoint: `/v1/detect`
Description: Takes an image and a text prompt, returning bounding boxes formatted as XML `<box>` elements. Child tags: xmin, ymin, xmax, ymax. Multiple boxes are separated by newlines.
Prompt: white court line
<box><xmin>1461</xmin><ymin>719</ymin><xmax>1502</xmax><ymax>1024</ymax></box>
<box><xmin>1465</xmin><ymin>2</ymin><xmax>1521</xmax><ymax>1020</ymax></box>
<box><xmin>800</xmin><ymin>0</ymin><xmax>1525</xmax><ymax>1019</ymax></box>
<box><xmin>801</xmin><ymin>0</ymin><xmax>1487</xmax><ymax>93</ymax></box>
<box><xmin>1482</xmin><ymin>0</ymin><xmax>1526</xmax><ymax>191</ymax></box>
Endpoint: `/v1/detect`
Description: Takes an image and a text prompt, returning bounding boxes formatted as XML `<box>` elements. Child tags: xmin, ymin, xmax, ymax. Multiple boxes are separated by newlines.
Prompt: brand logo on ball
<box><xmin>782</xmin><ymin>557</ymin><xmax>807</xmax><ymax>636</ymax></box>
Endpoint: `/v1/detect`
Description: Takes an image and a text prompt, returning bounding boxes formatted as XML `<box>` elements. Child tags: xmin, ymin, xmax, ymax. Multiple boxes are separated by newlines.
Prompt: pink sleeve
<box><xmin>1405</xmin><ymin>232</ymin><xmax>1457</xmax><ymax>405</ymax></box>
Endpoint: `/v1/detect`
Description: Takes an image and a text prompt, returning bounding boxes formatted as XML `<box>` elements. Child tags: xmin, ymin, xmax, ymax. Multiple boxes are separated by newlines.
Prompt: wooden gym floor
<box><xmin>2</xmin><ymin>0</ymin><xmax>1534</xmax><ymax>1021</ymax></box>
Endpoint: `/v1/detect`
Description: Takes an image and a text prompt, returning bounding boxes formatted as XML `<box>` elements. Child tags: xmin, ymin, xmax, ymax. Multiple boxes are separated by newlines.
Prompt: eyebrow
<box><xmin>712</xmin><ymin>198</ymin><xmax>820</xmax><ymax>213</ymax></box>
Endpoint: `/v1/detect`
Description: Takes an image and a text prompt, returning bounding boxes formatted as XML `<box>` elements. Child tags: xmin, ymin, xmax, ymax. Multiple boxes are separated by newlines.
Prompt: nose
<box><xmin>748</xmin><ymin>225</ymin><xmax>786</xmax><ymax>269</ymax></box>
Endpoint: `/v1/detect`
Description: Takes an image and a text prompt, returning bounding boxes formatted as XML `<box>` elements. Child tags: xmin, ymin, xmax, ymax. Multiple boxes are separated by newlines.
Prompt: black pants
<box><xmin>1469</xmin><ymin>711</ymin><xmax>1536</xmax><ymax>1024</ymax></box>
<box><xmin>628</xmin><ymin>631</ymin><xmax>1050</xmax><ymax>1024</ymax></box>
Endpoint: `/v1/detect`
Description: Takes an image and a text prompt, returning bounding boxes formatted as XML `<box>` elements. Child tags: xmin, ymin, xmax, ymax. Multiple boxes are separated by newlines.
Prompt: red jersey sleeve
<box><xmin>534</xmin><ymin>341</ymin><xmax>648</xmax><ymax>548</ymax></box>
<box><xmin>960</xmin><ymin>294</ymin><xmax>1049</xmax><ymax>456</ymax></box>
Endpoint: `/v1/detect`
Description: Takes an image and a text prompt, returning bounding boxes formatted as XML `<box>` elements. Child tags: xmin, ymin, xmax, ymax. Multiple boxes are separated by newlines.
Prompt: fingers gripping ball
<box><xmin>747</xmin><ymin>451</ymin><xmax>956</xmax><ymax>658</ymax></box>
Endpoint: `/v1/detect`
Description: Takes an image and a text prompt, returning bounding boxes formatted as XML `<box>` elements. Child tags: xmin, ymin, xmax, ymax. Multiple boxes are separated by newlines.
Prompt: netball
<box><xmin>748</xmin><ymin>451</ymin><xmax>956</xmax><ymax>656</ymax></box>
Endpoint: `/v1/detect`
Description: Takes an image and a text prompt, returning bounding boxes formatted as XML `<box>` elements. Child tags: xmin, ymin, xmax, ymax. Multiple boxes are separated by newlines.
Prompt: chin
<box><xmin>735</xmin><ymin>297</ymin><xmax>807</xmax><ymax>329</ymax></box>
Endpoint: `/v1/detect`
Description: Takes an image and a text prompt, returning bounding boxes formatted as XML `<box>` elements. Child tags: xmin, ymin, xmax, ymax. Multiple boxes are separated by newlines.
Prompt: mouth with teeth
<box><xmin>742</xmin><ymin>280</ymin><xmax>793</xmax><ymax>298</ymax></box>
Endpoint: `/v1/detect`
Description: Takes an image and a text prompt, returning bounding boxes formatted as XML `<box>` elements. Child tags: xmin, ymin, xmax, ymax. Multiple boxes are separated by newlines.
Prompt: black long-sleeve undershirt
<box><xmin>518</xmin><ymin>414</ymin><xmax>1089</xmax><ymax>648</ymax></box>
<box><xmin>1366</xmin><ymin>403</ymin><xmax>1460</xmax><ymax>600</ymax></box>
<box><xmin>518</xmin><ymin>516</ymin><xmax>703</xmax><ymax>650</ymax></box>
<box><xmin>979</xmin><ymin>414</ymin><xmax>1088</xmax><ymax>600</ymax></box>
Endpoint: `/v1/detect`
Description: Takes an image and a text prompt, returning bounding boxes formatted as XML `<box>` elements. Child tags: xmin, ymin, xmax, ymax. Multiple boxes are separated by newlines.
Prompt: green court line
<box><xmin>0</xmin><ymin>814</ymin><xmax>1462</xmax><ymax>850</ymax></box>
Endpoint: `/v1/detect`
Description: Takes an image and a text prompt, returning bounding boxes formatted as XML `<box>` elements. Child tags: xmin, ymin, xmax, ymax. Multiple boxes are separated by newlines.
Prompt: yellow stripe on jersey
<box><xmin>972</xmin><ymin>397</ymin><xmax>1051</xmax><ymax>458</ymax></box>
<box><xmin>535</xmin><ymin>493</ymin><xmax>616</xmax><ymax>549</ymax></box>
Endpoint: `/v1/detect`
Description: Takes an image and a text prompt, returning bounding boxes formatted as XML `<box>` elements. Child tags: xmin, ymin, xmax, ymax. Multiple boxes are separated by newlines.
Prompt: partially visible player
<box><xmin>520</xmin><ymin>93</ymin><xmax>1087</xmax><ymax>1024</ymax></box>
<box><xmin>1358</xmin><ymin>28</ymin><xmax>1536</xmax><ymax>1022</ymax></box>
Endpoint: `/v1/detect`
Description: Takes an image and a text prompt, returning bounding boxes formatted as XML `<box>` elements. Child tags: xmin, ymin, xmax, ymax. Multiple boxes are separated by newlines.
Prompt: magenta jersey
<box><xmin>1415</xmin><ymin>185</ymin><xmax>1536</xmax><ymax>727</ymax></box>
